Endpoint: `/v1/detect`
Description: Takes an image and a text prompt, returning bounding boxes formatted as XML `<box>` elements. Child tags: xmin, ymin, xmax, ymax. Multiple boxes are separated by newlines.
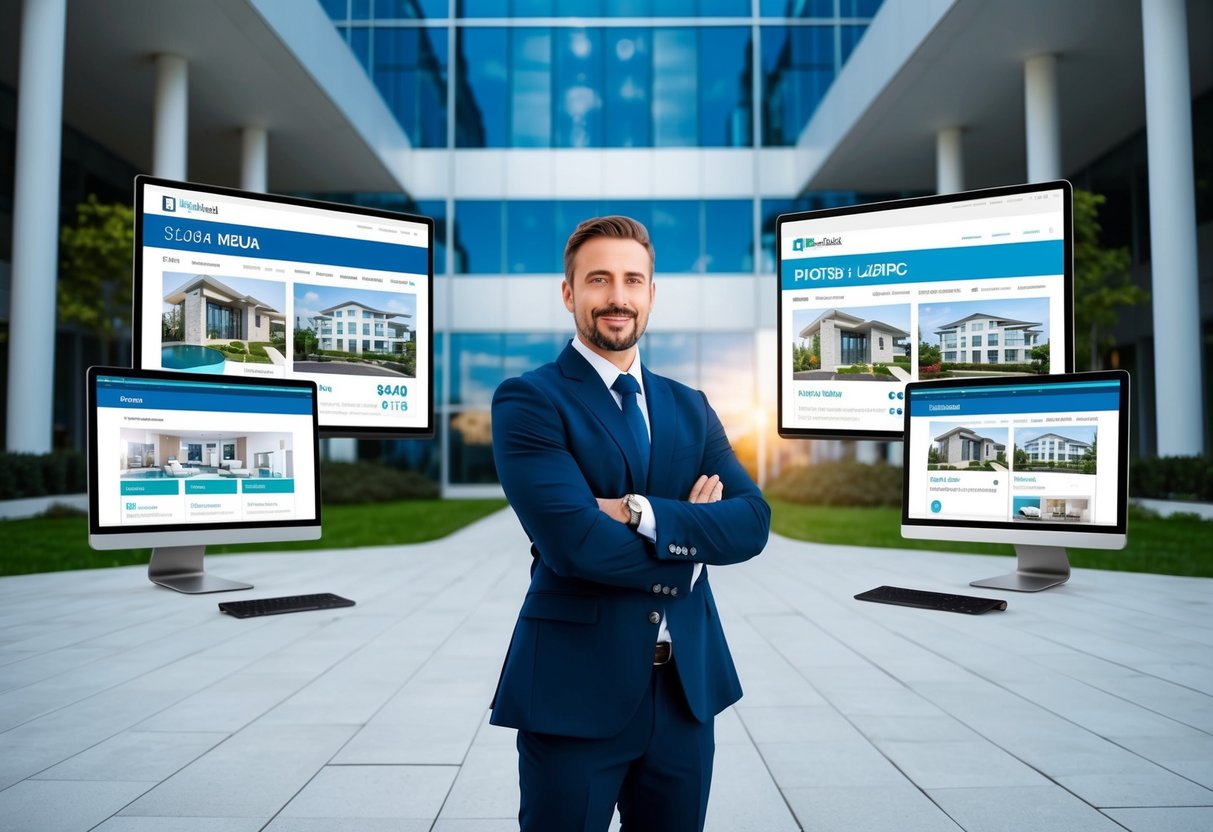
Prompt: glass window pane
<box><xmin>459</xmin><ymin>0</ymin><xmax>509</xmax><ymax>15</ymax></box>
<box><xmin>352</xmin><ymin>0</ymin><xmax>371</xmax><ymax>19</ymax></box>
<box><xmin>699</xmin><ymin>332</ymin><xmax>753</xmax><ymax>413</ymax></box>
<box><xmin>704</xmin><ymin>200</ymin><xmax>752</xmax><ymax>272</ymax></box>
<box><xmin>511</xmin><ymin>29</ymin><xmax>552</xmax><ymax>147</ymax></box>
<box><xmin>373</xmin><ymin>28</ymin><xmax>449</xmax><ymax>149</ymax></box>
<box><xmin>504</xmin><ymin>333</ymin><xmax>566</xmax><ymax>377</ymax></box>
<box><xmin>650</xmin><ymin>201</ymin><xmax>699</xmax><ymax>273</ymax></box>
<box><xmin>416</xmin><ymin>199</ymin><xmax>447</xmax><ymax>275</ymax></box>
<box><xmin>450</xmin><ymin>333</ymin><xmax>504</xmax><ymax>406</ymax></box>
<box><xmin>604</xmin><ymin>28</ymin><xmax>651</xmax><ymax>148</ymax></box>
<box><xmin>642</xmin><ymin>332</ymin><xmax>698</xmax><ymax>388</ymax></box>
<box><xmin>506</xmin><ymin>201</ymin><xmax>559</xmax><ymax>273</ymax></box>
<box><xmin>453</xmin><ymin>201</ymin><xmax>504</xmax><ymax>273</ymax></box>
<box><xmin>761</xmin><ymin>0</ymin><xmax>834</xmax><ymax>15</ymax></box>
<box><xmin>653</xmin><ymin>29</ymin><xmax>697</xmax><ymax>147</ymax></box>
<box><xmin>457</xmin><ymin>28</ymin><xmax>508</xmax><ymax>147</ymax></box>
<box><xmin>320</xmin><ymin>0</ymin><xmax>348</xmax><ymax>19</ymax></box>
<box><xmin>555</xmin><ymin>201</ymin><xmax>602</xmax><ymax>263</ymax></box>
<box><xmin>761</xmin><ymin>25</ymin><xmax>835</xmax><ymax>146</ymax></box>
<box><xmin>448</xmin><ymin>411</ymin><xmax>498</xmax><ymax>483</ymax></box>
<box><xmin>841</xmin><ymin>0</ymin><xmax>884</xmax><ymax>18</ymax></box>
<box><xmin>349</xmin><ymin>27</ymin><xmax>371</xmax><ymax>73</ymax></box>
<box><xmin>554</xmin><ymin>29</ymin><xmax>603</xmax><ymax>148</ymax></box>
<box><xmin>375</xmin><ymin>0</ymin><xmax>448</xmax><ymax>18</ymax></box>
<box><xmin>698</xmin><ymin>27</ymin><xmax>752</xmax><ymax>147</ymax></box>
<box><xmin>840</xmin><ymin>24</ymin><xmax>868</xmax><ymax>64</ymax></box>
<box><xmin>696</xmin><ymin>0</ymin><xmax>749</xmax><ymax>14</ymax></box>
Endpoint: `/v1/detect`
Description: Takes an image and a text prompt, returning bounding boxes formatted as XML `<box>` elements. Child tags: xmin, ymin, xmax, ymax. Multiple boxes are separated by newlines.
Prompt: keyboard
<box><xmin>218</xmin><ymin>593</ymin><xmax>355</xmax><ymax>619</ymax></box>
<box><xmin>854</xmin><ymin>585</ymin><xmax>1007</xmax><ymax>615</ymax></box>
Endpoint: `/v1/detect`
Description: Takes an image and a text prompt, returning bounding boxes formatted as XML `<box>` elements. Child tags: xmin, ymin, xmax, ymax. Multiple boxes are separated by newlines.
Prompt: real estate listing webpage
<box><xmin>95</xmin><ymin>375</ymin><xmax>318</xmax><ymax>529</ymax></box>
<box><xmin>905</xmin><ymin>379</ymin><xmax>1122</xmax><ymax>527</ymax></box>
<box><xmin>138</xmin><ymin>181</ymin><xmax>430</xmax><ymax>431</ymax></box>
<box><xmin>780</xmin><ymin>188</ymin><xmax>1067</xmax><ymax>433</ymax></box>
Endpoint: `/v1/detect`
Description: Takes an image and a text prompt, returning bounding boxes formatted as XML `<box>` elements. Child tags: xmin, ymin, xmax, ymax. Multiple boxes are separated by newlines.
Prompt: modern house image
<box><xmin>798</xmin><ymin>309</ymin><xmax>909</xmax><ymax>372</ymax></box>
<box><xmin>935</xmin><ymin>313</ymin><xmax>1042</xmax><ymax>364</ymax></box>
<box><xmin>1022</xmin><ymin>432</ymin><xmax>1093</xmax><ymax>462</ymax></box>
<box><xmin>934</xmin><ymin>426</ymin><xmax>1005</xmax><ymax>465</ymax></box>
<box><xmin>164</xmin><ymin>276</ymin><xmax>285</xmax><ymax>345</ymax></box>
<box><xmin>311</xmin><ymin>301</ymin><xmax>413</xmax><ymax>355</ymax></box>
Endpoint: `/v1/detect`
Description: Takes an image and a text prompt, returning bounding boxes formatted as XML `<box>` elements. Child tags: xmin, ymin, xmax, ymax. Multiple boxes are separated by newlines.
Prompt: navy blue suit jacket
<box><xmin>489</xmin><ymin>342</ymin><xmax>771</xmax><ymax>739</ymax></box>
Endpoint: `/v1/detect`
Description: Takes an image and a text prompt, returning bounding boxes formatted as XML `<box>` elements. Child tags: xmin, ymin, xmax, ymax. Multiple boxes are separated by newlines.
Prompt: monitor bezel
<box><xmin>899</xmin><ymin>368</ymin><xmax>1130</xmax><ymax>547</ymax></box>
<box><xmin>131</xmin><ymin>174</ymin><xmax>435</xmax><ymax>439</ymax></box>
<box><xmin>776</xmin><ymin>179</ymin><xmax>1075</xmax><ymax>441</ymax></box>
<box><xmin>87</xmin><ymin>365</ymin><xmax>323</xmax><ymax>548</ymax></box>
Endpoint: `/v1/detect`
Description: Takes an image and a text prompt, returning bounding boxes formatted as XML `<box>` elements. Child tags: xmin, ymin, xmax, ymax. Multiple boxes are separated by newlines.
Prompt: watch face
<box><xmin>627</xmin><ymin>495</ymin><xmax>642</xmax><ymax>512</ymax></box>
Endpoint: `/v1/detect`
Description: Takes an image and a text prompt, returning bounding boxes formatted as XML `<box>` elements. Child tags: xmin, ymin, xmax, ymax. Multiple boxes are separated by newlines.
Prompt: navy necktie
<box><xmin>612</xmin><ymin>373</ymin><xmax>650</xmax><ymax>487</ymax></box>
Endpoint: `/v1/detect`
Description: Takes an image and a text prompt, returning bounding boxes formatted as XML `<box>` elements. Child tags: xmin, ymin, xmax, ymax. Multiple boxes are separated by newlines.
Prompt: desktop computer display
<box><xmin>901</xmin><ymin>370</ymin><xmax>1129</xmax><ymax>591</ymax></box>
<box><xmin>778</xmin><ymin>181</ymin><xmax>1073</xmax><ymax>439</ymax></box>
<box><xmin>87</xmin><ymin>366</ymin><xmax>322</xmax><ymax>594</ymax></box>
<box><xmin>132</xmin><ymin>175</ymin><xmax>433</xmax><ymax>438</ymax></box>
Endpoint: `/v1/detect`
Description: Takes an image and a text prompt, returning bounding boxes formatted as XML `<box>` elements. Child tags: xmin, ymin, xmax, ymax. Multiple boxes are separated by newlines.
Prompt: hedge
<box><xmin>1130</xmin><ymin>456</ymin><xmax>1213</xmax><ymax>501</ymax></box>
<box><xmin>319</xmin><ymin>461</ymin><xmax>439</xmax><ymax>504</ymax></box>
<box><xmin>0</xmin><ymin>452</ymin><xmax>87</xmax><ymax>500</ymax></box>
<box><xmin>765</xmin><ymin>461</ymin><xmax>903</xmax><ymax>507</ymax></box>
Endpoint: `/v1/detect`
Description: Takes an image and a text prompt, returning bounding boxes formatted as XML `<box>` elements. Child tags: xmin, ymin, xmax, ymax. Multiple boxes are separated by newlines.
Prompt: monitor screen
<box><xmin>901</xmin><ymin>370</ymin><xmax>1129</xmax><ymax>549</ymax></box>
<box><xmin>132</xmin><ymin>175</ymin><xmax>433</xmax><ymax>438</ymax></box>
<box><xmin>87</xmin><ymin>366</ymin><xmax>322</xmax><ymax>551</ymax></box>
<box><xmin>778</xmin><ymin>181</ymin><xmax>1073</xmax><ymax>439</ymax></box>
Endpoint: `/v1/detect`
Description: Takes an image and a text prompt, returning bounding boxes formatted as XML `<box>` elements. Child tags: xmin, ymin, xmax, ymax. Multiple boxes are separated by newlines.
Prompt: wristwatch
<box><xmin>624</xmin><ymin>494</ymin><xmax>643</xmax><ymax>529</ymax></box>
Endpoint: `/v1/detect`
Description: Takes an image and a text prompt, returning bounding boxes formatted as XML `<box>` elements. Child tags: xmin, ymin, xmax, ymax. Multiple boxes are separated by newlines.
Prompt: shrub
<box><xmin>0</xmin><ymin>451</ymin><xmax>87</xmax><ymax>499</ymax></box>
<box><xmin>766</xmin><ymin>461</ymin><xmax>903</xmax><ymax>507</ymax></box>
<box><xmin>836</xmin><ymin>364</ymin><xmax>871</xmax><ymax>375</ymax></box>
<box><xmin>1130</xmin><ymin>455</ymin><xmax>1213</xmax><ymax>501</ymax></box>
<box><xmin>319</xmin><ymin>461</ymin><xmax>439</xmax><ymax>504</ymax></box>
<box><xmin>872</xmin><ymin>364</ymin><xmax>894</xmax><ymax>377</ymax></box>
<box><xmin>893</xmin><ymin>355</ymin><xmax>911</xmax><ymax>365</ymax></box>
<box><xmin>225</xmin><ymin>343</ymin><xmax>247</xmax><ymax>355</ymax></box>
<box><xmin>249</xmin><ymin>342</ymin><xmax>270</xmax><ymax>359</ymax></box>
<box><xmin>229</xmin><ymin>341</ymin><xmax>245</xmax><ymax>350</ymax></box>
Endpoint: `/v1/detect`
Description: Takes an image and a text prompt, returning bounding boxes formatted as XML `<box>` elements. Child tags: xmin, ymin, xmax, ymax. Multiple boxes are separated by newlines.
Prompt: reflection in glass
<box><xmin>453</xmin><ymin>201</ymin><xmax>505</xmax><ymax>273</ymax></box>
<box><xmin>699</xmin><ymin>27</ymin><xmax>752</xmax><ymax>147</ymax></box>
<box><xmin>450</xmin><ymin>333</ymin><xmax>505</xmax><ymax>406</ymax></box>
<box><xmin>511</xmin><ymin>28</ymin><xmax>552</xmax><ymax>147</ymax></box>
<box><xmin>554</xmin><ymin>28</ymin><xmax>603</xmax><ymax>148</ymax></box>
<box><xmin>761</xmin><ymin>25</ymin><xmax>835</xmax><ymax>146</ymax></box>
<box><xmin>653</xmin><ymin>29</ymin><xmax>697</xmax><ymax>147</ymax></box>
<box><xmin>448</xmin><ymin>411</ymin><xmax>497</xmax><ymax>483</ymax></box>
<box><xmin>456</xmin><ymin>28</ymin><xmax>508</xmax><ymax>147</ymax></box>
<box><xmin>375</xmin><ymin>0</ymin><xmax>449</xmax><ymax>18</ymax></box>
<box><xmin>373</xmin><ymin>27</ymin><xmax>449</xmax><ymax>148</ymax></box>
<box><xmin>605</xmin><ymin>29</ymin><xmax>651</xmax><ymax>147</ymax></box>
<box><xmin>507</xmin><ymin>201</ymin><xmax>559</xmax><ymax>273</ymax></box>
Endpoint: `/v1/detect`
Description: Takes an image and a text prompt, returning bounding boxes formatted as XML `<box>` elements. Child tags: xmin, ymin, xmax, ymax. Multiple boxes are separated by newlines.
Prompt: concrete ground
<box><xmin>1</xmin><ymin>509</ymin><xmax>1210</xmax><ymax>831</ymax></box>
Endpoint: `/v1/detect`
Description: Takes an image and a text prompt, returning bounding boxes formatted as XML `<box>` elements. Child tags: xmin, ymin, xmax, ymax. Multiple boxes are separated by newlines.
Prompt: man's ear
<box><xmin>561</xmin><ymin>279</ymin><xmax>575</xmax><ymax>313</ymax></box>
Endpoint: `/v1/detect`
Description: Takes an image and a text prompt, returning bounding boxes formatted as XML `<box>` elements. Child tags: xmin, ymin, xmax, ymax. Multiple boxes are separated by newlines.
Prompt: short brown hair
<box><xmin>563</xmin><ymin>215</ymin><xmax>655</xmax><ymax>282</ymax></box>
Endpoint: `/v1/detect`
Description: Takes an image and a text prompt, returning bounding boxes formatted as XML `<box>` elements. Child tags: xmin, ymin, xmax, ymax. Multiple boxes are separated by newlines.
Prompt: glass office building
<box><xmin>315</xmin><ymin>0</ymin><xmax>888</xmax><ymax>493</ymax></box>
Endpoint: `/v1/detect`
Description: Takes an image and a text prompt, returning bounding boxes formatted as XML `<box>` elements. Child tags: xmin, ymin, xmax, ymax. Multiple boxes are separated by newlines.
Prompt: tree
<box><xmin>1014</xmin><ymin>445</ymin><xmax>1028</xmax><ymax>467</ymax></box>
<box><xmin>927</xmin><ymin>446</ymin><xmax>941</xmax><ymax>465</ymax></box>
<box><xmin>58</xmin><ymin>195</ymin><xmax>134</xmax><ymax>365</ymax></box>
<box><xmin>1082</xmin><ymin>435</ymin><xmax>1098</xmax><ymax>475</ymax></box>
<box><xmin>1030</xmin><ymin>341</ymin><xmax>1050</xmax><ymax>372</ymax></box>
<box><xmin>1073</xmin><ymin>190</ymin><xmax>1149</xmax><ymax>370</ymax></box>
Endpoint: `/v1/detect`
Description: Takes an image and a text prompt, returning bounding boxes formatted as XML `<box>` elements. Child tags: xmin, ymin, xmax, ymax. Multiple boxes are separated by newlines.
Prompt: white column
<box><xmin>936</xmin><ymin>127</ymin><xmax>964</xmax><ymax>194</ymax></box>
<box><xmin>7</xmin><ymin>0</ymin><xmax>67</xmax><ymax>453</ymax></box>
<box><xmin>241</xmin><ymin>126</ymin><xmax>268</xmax><ymax>192</ymax></box>
<box><xmin>1024</xmin><ymin>55</ymin><xmax>1061</xmax><ymax>183</ymax></box>
<box><xmin>1142</xmin><ymin>0</ymin><xmax>1203</xmax><ymax>455</ymax></box>
<box><xmin>325</xmin><ymin>438</ymin><xmax>358</xmax><ymax>462</ymax></box>
<box><xmin>153</xmin><ymin>54</ymin><xmax>188</xmax><ymax>179</ymax></box>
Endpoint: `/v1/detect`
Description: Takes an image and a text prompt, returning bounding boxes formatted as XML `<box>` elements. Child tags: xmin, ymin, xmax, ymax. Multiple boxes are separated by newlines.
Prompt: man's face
<box><xmin>563</xmin><ymin>236</ymin><xmax>655</xmax><ymax>354</ymax></box>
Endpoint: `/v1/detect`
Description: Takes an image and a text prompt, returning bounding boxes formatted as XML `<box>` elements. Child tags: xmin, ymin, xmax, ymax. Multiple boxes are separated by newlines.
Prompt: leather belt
<box><xmin>653</xmin><ymin>642</ymin><xmax>673</xmax><ymax>666</ymax></box>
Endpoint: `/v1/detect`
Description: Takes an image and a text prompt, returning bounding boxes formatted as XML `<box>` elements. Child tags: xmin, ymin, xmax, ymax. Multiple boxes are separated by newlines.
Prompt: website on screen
<box><xmin>138</xmin><ymin>182</ymin><xmax>430</xmax><ymax>431</ymax></box>
<box><xmin>95</xmin><ymin>376</ymin><xmax>318</xmax><ymax>528</ymax></box>
<box><xmin>905</xmin><ymin>379</ymin><xmax>1122</xmax><ymax>526</ymax></box>
<box><xmin>780</xmin><ymin>188</ymin><xmax>1066</xmax><ymax>433</ymax></box>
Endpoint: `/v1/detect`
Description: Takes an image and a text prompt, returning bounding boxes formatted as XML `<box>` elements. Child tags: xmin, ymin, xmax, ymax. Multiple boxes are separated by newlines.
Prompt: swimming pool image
<box><xmin>161</xmin><ymin>344</ymin><xmax>226</xmax><ymax>373</ymax></box>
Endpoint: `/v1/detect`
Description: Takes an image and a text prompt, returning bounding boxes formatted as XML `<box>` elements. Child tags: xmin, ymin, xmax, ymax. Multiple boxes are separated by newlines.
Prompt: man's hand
<box><xmin>596</xmin><ymin>474</ymin><xmax>722</xmax><ymax>524</ymax></box>
<box><xmin>687</xmin><ymin>474</ymin><xmax>723</xmax><ymax>504</ymax></box>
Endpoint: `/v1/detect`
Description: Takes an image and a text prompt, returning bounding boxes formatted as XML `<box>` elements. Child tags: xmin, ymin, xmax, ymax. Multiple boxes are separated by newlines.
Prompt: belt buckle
<box><xmin>653</xmin><ymin>642</ymin><xmax>672</xmax><ymax>666</ymax></box>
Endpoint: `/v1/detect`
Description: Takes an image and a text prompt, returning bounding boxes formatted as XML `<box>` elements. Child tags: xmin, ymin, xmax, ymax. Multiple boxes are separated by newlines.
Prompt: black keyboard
<box><xmin>218</xmin><ymin>593</ymin><xmax>355</xmax><ymax>618</ymax></box>
<box><xmin>854</xmin><ymin>585</ymin><xmax>1007</xmax><ymax>615</ymax></box>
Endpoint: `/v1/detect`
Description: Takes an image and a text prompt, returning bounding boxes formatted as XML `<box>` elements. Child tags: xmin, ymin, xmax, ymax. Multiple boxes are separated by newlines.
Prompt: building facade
<box><xmin>312</xmin><ymin>301</ymin><xmax>413</xmax><ymax>355</ymax></box>
<box><xmin>933</xmin><ymin>427</ymin><xmax>1004</xmax><ymax>466</ymax></box>
<box><xmin>935</xmin><ymin>313</ymin><xmax>1042</xmax><ymax>366</ymax></box>
<box><xmin>1022</xmin><ymin>433</ymin><xmax>1092</xmax><ymax>463</ymax></box>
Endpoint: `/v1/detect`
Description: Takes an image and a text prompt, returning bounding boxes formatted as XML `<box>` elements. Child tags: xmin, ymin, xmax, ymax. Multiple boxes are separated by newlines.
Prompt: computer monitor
<box><xmin>132</xmin><ymin>175</ymin><xmax>433</xmax><ymax>438</ymax></box>
<box><xmin>87</xmin><ymin>366</ymin><xmax>322</xmax><ymax>594</ymax></box>
<box><xmin>778</xmin><ymin>180</ymin><xmax>1073</xmax><ymax>440</ymax></box>
<box><xmin>901</xmin><ymin>370</ymin><xmax>1129</xmax><ymax>592</ymax></box>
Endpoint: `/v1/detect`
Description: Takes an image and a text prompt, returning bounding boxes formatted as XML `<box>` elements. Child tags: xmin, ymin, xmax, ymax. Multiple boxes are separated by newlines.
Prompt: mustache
<box><xmin>593</xmin><ymin>306</ymin><xmax>637</xmax><ymax>320</ymax></box>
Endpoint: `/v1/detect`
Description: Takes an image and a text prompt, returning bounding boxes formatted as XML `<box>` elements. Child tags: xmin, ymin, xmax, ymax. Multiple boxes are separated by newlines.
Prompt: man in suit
<box><xmin>490</xmin><ymin>216</ymin><xmax>771</xmax><ymax>832</ymax></box>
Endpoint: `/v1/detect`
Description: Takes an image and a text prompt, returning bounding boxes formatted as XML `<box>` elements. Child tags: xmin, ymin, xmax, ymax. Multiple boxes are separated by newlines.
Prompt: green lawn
<box><xmin>0</xmin><ymin>499</ymin><xmax>507</xmax><ymax>578</ymax></box>
<box><xmin>769</xmin><ymin>499</ymin><xmax>1213</xmax><ymax>579</ymax></box>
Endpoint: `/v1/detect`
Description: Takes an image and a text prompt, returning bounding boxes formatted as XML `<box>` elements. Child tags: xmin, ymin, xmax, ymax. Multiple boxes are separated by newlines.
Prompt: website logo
<box><xmin>178</xmin><ymin>199</ymin><xmax>219</xmax><ymax>216</ymax></box>
<box><xmin>791</xmin><ymin>236</ymin><xmax>842</xmax><ymax>252</ymax></box>
<box><xmin>162</xmin><ymin>196</ymin><xmax>176</xmax><ymax>212</ymax></box>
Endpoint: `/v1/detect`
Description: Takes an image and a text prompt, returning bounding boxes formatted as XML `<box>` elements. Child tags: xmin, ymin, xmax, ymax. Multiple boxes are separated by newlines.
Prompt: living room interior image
<box><xmin>117</xmin><ymin>428</ymin><xmax>293</xmax><ymax>480</ymax></box>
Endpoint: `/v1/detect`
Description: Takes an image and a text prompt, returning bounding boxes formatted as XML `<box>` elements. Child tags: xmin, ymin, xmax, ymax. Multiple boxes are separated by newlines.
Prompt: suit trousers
<box><xmin>516</xmin><ymin>660</ymin><xmax>714</xmax><ymax>832</ymax></box>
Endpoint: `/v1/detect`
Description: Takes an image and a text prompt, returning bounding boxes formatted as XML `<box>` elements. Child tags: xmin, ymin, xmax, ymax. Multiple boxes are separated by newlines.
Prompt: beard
<box><xmin>580</xmin><ymin>305</ymin><xmax>646</xmax><ymax>352</ymax></box>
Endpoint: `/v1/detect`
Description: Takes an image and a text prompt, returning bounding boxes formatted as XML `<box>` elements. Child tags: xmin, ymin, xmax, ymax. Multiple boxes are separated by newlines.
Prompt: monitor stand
<box><xmin>971</xmin><ymin>545</ymin><xmax>1070</xmax><ymax>592</ymax></box>
<box><xmin>148</xmin><ymin>545</ymin><xmax>253</xmax><ymax>594</ymax></box>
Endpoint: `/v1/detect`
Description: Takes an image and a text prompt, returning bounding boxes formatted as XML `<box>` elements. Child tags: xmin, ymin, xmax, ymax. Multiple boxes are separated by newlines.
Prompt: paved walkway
<box><xmin>1</xmin><ymin>509</ymin><xmax>1211</xmax><ymax>831</ymax></box>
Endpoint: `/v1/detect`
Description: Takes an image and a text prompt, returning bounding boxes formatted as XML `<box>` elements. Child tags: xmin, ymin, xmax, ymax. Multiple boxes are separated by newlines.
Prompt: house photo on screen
<box><xmin>292</xmin><ymin>284</ymin><xmax>417</xmax><ymax>378</ymax></box>
<box><xmin>161</xmin><ymin>272</ymin><xmax>288</xmax><ymax>375</ymax></box>
<box><xmin>917</xmin><ymin>297</ymin><xmax>1050</xmax><ymax>378</ymax></box>
<box><xmin>927</xmin><ymin>423</ymin><xmax>1009</xmax><ymax>471</ymax></box>
<box><xmin>117</xmin><ymin>428</ymin><xmax>295</xmax><ymax>481</ymax></box>
<box><xmin>791</xmin><ymin>304</ymin><xmax>911</xmax><ymax>382</ymax></box>
<box><xmin>1012</xmin><ymin>425</ymin><xmax>1099</xmax><ymax>474</ymax></box>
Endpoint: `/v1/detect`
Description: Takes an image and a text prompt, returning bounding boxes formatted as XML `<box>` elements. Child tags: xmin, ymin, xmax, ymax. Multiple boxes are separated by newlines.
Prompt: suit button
<box><xmin>680</xmin><ymin>547</ymin><xmax>688</xmax><ymax>556</ymax></box>
<box><xmin>652</xmin><ymin>583</ymin><xmax>662</xmax><ymax>593</ymax></box>
<box><xmin>690</xmin><ymin>547</ymin><xmax>697</xmax><ymax>556</ymax></box>
<box><xmin>648</xmin><ymin>611</ymin><xmax>661</xmax><ymax>625</ymax></box>
<box><xmin>671</xmin><ymin>587</ymin><xmax>679</xmax><ymax>597</ymax></box>
<box><xmin>668</xmin><ymin>544</ymin><xmax>677</xmax><ymax>554</ymax></box>
<box><xmin>662</xmin><ymin>586</ymin><xmax>671</xmax><ymax>595</ymax></box>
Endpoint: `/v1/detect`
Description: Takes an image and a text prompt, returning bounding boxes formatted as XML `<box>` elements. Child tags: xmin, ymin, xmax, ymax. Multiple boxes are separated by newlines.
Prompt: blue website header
<box><xmin>780</xmin><ymin>240</ymin><xmax>1064</xmax><ymax>290</ymax></box>
<box><xmin>909</xmin><ymin>381</ymin><xmax>1120</xmax><ymax>417</ymax></box>
<box><xmin>144</xmin><ymin>215</ymin><xmax>429</xmax><ymax>276</ymax></box>
<box><xmin>97</xmin><ymin>377</ymin><xmax>313</xmax><ymax>416</ymax></box>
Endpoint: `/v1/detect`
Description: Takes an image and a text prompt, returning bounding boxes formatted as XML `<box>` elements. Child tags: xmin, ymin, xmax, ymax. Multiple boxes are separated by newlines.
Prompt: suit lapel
<box><xmin>557</xmin><ymin>343</ymin><xmax>648</xmax><ymax>491</ymax></box>
<box><xmin>642</xmin><ymin>366</ymin><xmax>676</xmax><ymax>497</ymax></box>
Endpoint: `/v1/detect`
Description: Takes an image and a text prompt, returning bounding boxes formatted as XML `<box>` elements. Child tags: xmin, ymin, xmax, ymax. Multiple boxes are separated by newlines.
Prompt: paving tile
<box><xmin>431</xmin><ymin>821</ymin><xmax>521</xmax><ymax>832</ymax></box>
<box><xmin>758</xmin><ymin>740</ymin><xmax>908</xmax><ymax>790</ymax></box>
<box><xmin>782</xmin><ymin>785</ymin><xmax>963</xmax><ymax>832</ymax></box>
<box><xmin>92</xmin><ymin>819</ymin><xmax>268</xmax><ymax>832</ymax></box>
<box><xmin>439</xmin><ymin>744</ymin><xmax>519</xmax><ymax>819</ymax></box>
<box><xmin>332</xmin><ymin>703</ymin><xmax>484</xmax><ymax>765</ymax></box>
<box><xmin>875</xmin><ymin>740</ymin><xmax>1051</xmax><ymax>789</ymax></box>
<box><xmin>705</xmin><ymin>741</ymin><xmax>801</xmax><ymax>832</ymax></box>
<box><xmin>264</xmin><ymin>820</ymin><xmax>432</xmax><ymax>832</ymax></box>
<box><xmin>1102</xmin><ymin>807</ymin><xmax>1213</xmax><ymax>832</ymax></box>
<box><xmin>848</xmin><ymin>714</ymin><xmax>980</xmax><ymax>743</ymax></box>
<box><xmin>927</xmin><ymin>785</ymin><xmax>1130</xmax><ymax>832</ymax></box>
<box><xmin>34</xmin><ymin>730</ymin><xmax>228</xmax><ymax>782</ymax></box>
<box><xmin>276</xmin><ymin>765</ymin><xmax>457</xmax><ymax>819</ymax></box>
<box><xmin>736</xmin><ymin>705</ymin><xmax>864</xmax><ymax>743</ymax></box>
<box><xmin>0</xmin><ymin>779</ymin><xmax>152</xmax><ymax>832</ymax></box>
<box><xmin>1054</xmin><ymin>772</ymin><xmax>1213</xmax><ymax>808</ymax></box>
